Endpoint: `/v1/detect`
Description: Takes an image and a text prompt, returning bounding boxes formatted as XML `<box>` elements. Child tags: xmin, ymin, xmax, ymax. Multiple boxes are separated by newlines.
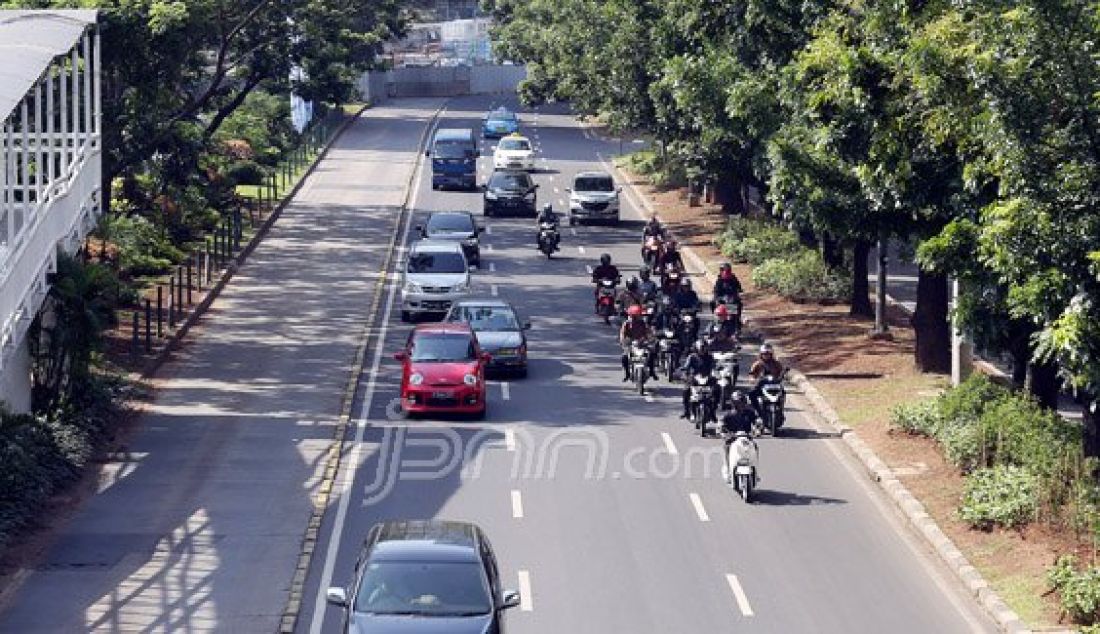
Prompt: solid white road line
<box><xmin>489</xmin><ymin>262</ymin><xmax>496</xmax><ymax>272</ymax></box>
<box><xmin>578</xmin><ymin>245</ymin><xmax>586</xmax><ymax>255</ymax></box>
<box><xmin>518</xmin><ymin>571</ymin><xmax>534</xmax><ymax>611</ymax></box>
<box><xmin>491</xmin><ymin>284</ymin><xmax>499</xmax><ymax>296</ymax></box>
<box><xmin>725</xmin><ymin>574</ymin><xmax>755</xmax><ymax>617</ymax></box>
<box><xmin>501</xmin><ymin>381</ymin><xmax>510</xmax><ymax>400</ymax></box>
<box><xmin>661</xmin><ymin>432</ymin><xmax>679</xmax><ymax>455</ymax></box>
<box><xmin>308</xmin><ymin>105</ymin><xmax>436</xmax><ymax>634</ymax></box>
<box><xmin>505</xmin><ymin>427</ymin><xmax>516</xmax><ymax>451</ymax></box>
<box><xmin>689</xmin><ymin>493</ymin><xmax>710</xmax><ymax>522</ymax></box>
<box><xmin>511</xmin><ymin>490</ymin><xmax>524</xmax><ymax>518</ymax></box>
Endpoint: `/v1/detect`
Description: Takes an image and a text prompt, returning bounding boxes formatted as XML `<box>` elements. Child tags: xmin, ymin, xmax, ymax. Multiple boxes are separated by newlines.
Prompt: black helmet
<box><xmin>600</xmin><ymin>253</ymin><xmax>611</xmax><ymax>266</ymax></box>
<box><xmin>639</xmin><ymin>266</ymin><xmax>651</xmax><ymax>280</ymax></box>
<box><xmin>542</xmin><ymin>203</ymin><xmax>553</xmax><ymax>213</ymax></box>
<box><xmin>719</xmin><ymin>262</ymin><xmax>731</xmax><ymax>272</ymax></box>
<box><xmin>731</xmin><ymin>390</ymin><xmax>749</xmax><ymax>407</ymax></box>
<box><xmin>626</xmin><ymin>277</ymin><xmax>639</xmax><ymax>292</ymax></box>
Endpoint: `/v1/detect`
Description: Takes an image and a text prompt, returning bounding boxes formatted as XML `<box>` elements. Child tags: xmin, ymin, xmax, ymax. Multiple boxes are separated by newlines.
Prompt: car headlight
<box><xmin>452</xmin><ymin>280</ymin><xmax>469</xmax><ymax>292</ymax></box>
<box><xmin>485</xmin><ymin>191</ymin><xmax>498</xmax><ymax>200</ymax></box>
<box><xmin>524</xmin><ymin>192</ymin><xmax>536</xmax><ymax>201</ymax></box>
<box><xmin>464</xmin><ymin>373</ymin><xmax>478</xmax><ymax>386</ymax></box>
<box><xmin>410</xmin><ymin>372</ymin><xmax>424</xmax><ymax>385</ymax></box>
<box><xmin>404</xmin><ymin>281</ymin><xmax>421</xmax><ymax>293</ymax></box>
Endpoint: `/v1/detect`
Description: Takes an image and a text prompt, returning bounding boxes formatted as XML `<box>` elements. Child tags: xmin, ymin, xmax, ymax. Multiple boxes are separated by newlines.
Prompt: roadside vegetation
<box><xmin>0</xmin><ymin>0</ymin><xmax>409</xmax><ymax>552</ymax></box>
<box><xmin>487</xmin><ymin>0</ymin><xmax>1100</xmax><ymax>626</ymax></box>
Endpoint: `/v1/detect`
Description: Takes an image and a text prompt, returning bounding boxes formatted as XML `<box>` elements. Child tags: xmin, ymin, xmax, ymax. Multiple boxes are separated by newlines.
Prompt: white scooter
<box><xmin>723</xmin><ymin>431</ymin><xmax>759</xmax><ymax>503</ymax></box>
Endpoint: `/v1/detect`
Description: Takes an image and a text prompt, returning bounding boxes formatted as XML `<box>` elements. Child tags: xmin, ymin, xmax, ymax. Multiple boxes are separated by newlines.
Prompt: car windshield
<box><xmin>354</xmin><ymin>561</ymin><xmax>492</xmax><ymax>616</ymax></box>
<box><xmin>574</xmin><ymin>176</ymin><xmax>614</xmax><ymax>192</ymax></box>
<box><xmin>451</xmin><ymin>305</ymin><xmax>520</xmax><ymax>331</ymax></box>
<box><xmin>487</xmin><ymin>110</ymin><xmax>516</xmax><ymax>122</ymax></box>
<box><xmin>410</xmin><ymin>334</ymin><xmax>478</xmax><ymax>362</ymax></box>
<box><xmin>433</xmin><ymin>139</ymin><xmax>475</xmax><ymax>159</ymax></box>
<box><xmin>407</xmin><ymin>252</ymin><xmax>466</xmax><ymax>274</ymax></box>
<box><xmin>427</xmin><ymin>214</ymin><xmax>474</xmax><ymax>233</ymax></box>
<box><xmin>489</xmin><ymin>173</ymin><xmax>531</xmax><ymax>190</ymax></box>
<box><xmin>498</xmin><ymin>138</ymin><xmax>529</xmax><ymax>151</ymax></box>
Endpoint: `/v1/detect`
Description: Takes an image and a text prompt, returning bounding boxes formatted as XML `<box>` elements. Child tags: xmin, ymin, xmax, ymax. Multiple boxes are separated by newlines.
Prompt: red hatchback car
<box><xmin>395</xmin><ymin>323</ymin><xmax>490</xmax><ymax>419</ymax></box>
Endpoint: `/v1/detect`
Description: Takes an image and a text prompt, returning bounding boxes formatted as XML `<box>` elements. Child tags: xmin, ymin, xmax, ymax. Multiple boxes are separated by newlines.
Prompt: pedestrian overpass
<box><xmin>0</xmin><ymin>10</ymin><xmax>101</xmax><ymax>413</ymax></box>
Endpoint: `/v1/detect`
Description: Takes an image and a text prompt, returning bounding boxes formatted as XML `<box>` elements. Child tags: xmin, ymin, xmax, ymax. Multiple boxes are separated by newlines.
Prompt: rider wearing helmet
<box><xmin>672</xmin><ymin>277</ymin><xmax>700</xmax><ymax>312</ymax></box>
<box><xmin>708</xmin><ymin>304</ymin><xmax>739</xmax><ymax>352</ymax></box>
<box><xmin>636</xmin><ymin>267</ymin><xmax>659</xmax><ymax>301</ymax></box>
<box><xmin>536</xmin><ymin>203</ymin><xmax>559</xmax><ymax>226</ymax></box>
<box><xmin>721</xmin><ymin>392</ymin><xmax>758</xmax><ymax>478</ymax></box>
<box><xmin>619</xmin><ymin>304</ymin><xmax>656</xmax><ymax>381</ymax></box>
<box><xmin>616</xmin><ymin>277</ymin><xmax>644</xmax><ymax>311</ymax></box>
<box><xmin>591</xmin><ymin>253</ymin><xmax>621</xmax><ymax>311</ymax></box>
<box><xmin>749</xmin><ymin>343</ymin><xmax>785</xmax><ymax>416</ymax></box>
<box><xmin>658</xmin><ymin>238</ymin><xmax>684</xmax><ymax>271</ymax></box>
<box><xmin>643</xmin><ymin>216</ymin><xmax>664</xmax><ymax>240</ymax></box>
<box><xmin>711</xmin><ymin>263</ymin><xmax>743</xmax><ymax>305</ymax></box>
<box><xmin>679</xmin><ymin>338</ymin><xmax>717</xmax><ymax>419</ymax></box>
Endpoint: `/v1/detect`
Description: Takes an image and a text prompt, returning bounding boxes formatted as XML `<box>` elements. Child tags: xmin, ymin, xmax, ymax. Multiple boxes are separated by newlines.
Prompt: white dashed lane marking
<box><xmin>518</xmin><ymin>571</ymin><xmax>534</xmax><ymax>611</ymax></box>
<box><xmin>661</xmin><ymin>432</ymin><xmax>678</xmax><ymax>455</ymax></box>
<box><xmin>726</xmin><ymin>574</ymin><xmax>755</xmax><ymax>617</ymax></box>
<box><xmin>689</xmin><ymin>493</ymin><xmax>710</xmax><ymax>522</ymax></box>
<box><xmin>501</xmin><ymin>381</ymin><xmax>510</xmax><ymax>400</ymax></box>
<box><xmin>511</xmin><ymin>490</ymin><xmax>524</xmax><ymax>518</ymax></box>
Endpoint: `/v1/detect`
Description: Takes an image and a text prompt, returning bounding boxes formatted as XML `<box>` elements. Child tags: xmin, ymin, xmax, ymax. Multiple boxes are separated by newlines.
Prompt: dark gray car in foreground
<box><xmin>326</xmin><ymin>520</ymin><xmax>520</xmax><ymax>633</ymax></box>
<box><xmin>445</xmin><ymin>298</ymin><xmax>531</xmax><ymax>377</ymax></box>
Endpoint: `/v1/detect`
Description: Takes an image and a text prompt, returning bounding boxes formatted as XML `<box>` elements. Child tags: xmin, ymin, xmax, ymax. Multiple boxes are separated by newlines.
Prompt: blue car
<box><xmin>482</xmin><ymin>108</ymin><xmax>519</xmax><ymax>138</ymax></box>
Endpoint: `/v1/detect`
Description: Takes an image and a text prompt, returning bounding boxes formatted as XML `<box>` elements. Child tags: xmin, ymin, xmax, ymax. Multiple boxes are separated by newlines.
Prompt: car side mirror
<box><xmin>326</xmin><ymin>587</ymin><xmax>348</xmax><ymax>607</ymax></box>
<box><xmin>415</xmin><ymin>224</ymin><xmax>424</xmax><ymax>234</ymax></box>
<box><xmin>565</xmin><ymin>188</ymin><xmax>572</xmax><ymax>193</ymax></box>
<box><xmin>393</xmin><ymin>351</ymin><xmax>408</xmax><ymax>362</ymax></box>
<box><xmin>523</xmin><ymin>322</ymin><xmax>532</xmax><ymax>331</ymax></box>
<box><xmin>501</xmin><ymin>590</ymin><xmax>521</xmax><ymax>610</ymax></box>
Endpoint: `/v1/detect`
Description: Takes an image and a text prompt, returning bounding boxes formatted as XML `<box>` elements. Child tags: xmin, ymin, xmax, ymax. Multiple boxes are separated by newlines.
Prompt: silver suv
<box><xmin>568</xmin><ymin>171</ymin><xmax>621</xmax><ymax>225</ymax></box>
<box><xmin>400</xmin><ymin>240</ymin><xmax>472</xmax><ymax>321</ymax></box>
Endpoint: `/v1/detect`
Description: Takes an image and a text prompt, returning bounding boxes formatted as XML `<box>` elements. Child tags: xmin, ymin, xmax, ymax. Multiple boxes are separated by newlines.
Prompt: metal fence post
<box><xmin>157</xmin><ymin>286</ymin><xmax>164</xmax><ymax>337</ymax></box>
<box><xmin>186</xmin><ymin>256</ymin><xmax>193</xmax><ymax>304</ymax></box>
<box><xmin>176</xmin><ymin>267</ymin><xmax>184</xmax><ymax>318</ymax></box>
<box><xmin>144</xmin><ymin>299</ymin><xmax>152</xmax><ymax>352</ymax></box>
<box><xmin>131</xmin><ymin>312</ymin><xmax>139</xmax><ymax>360</ymax></box>
<box><xmin>168</xmin><ymin>277</ymin><xmax>175</xmax><ymax>328</ymax></box>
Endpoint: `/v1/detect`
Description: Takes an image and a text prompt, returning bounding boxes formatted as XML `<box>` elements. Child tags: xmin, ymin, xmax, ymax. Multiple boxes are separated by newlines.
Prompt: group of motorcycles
<box><xmin>593</xmin><ymin>225</ymin><xmax>791</xmax><ymax>503</ymax></box>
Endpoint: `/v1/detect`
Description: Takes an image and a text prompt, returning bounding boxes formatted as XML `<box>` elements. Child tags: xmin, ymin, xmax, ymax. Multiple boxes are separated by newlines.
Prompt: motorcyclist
<box><xmin>680</xmin><ymin>339</ymin><xmax>717</xmax><ymax>419</ymax></box>
<box><xmin>707</xmin><ymin>304</ymin><xmax>739</xmax><ymax>352</ymax></box>
<box><xmin>591</xmin><ymin>253</ymin><xmax>621</xmax><ymax>311</ymax></box>
<box><xmin>615</xmin><ymin>277</ymin><xmax>644</xmax><ymax>312</ymax></box>
<box><xmin>536</xmin><ymin>203</ymin><xmax>559</xmax><ymax>226</ymax></box>
<box><xmin>710</xmin><ymin>263</ymin><xmax>743</xmax><ymax>310</ymax></box>
<box><xmin>672</xmin><ymin>278</ymin><xmax>701</xmax><ymax>343</ymax></box>
<box><xmin>657</xmin><ymin>239</ymin><xmax>684</xmax><ymax>271</ymax></box>
<box><xmin>643</xmin><ymin>216</ymin><xmax>665</xmax><ymax>240</ymax></box>
<box><xmin>619</xmin><ymin>304</ymin><xmax>656</xmax><ymax>381</ymax></box>
<box><xmin>651</xmin><ymin>295</ymin><xmax>679</xmax><ymax>332</ymax></box>
<box><xmin>721</xmin><ymin>392</ymin><xmax>759</xmax><ymax>479</ymax></box>
<box><xmin>637</xmin><ymin>267</ymin><xmax>660</xmax><ymax>302</ymax></box>
<box><xmin>749</xmin><ymin>342</ymin><xmax>785</xmax><ymax>416</ymax></box>
<box><xmin>724</xmin><ymin>430</ymin><xmax>759</xmax><ymax>486</ymax></box>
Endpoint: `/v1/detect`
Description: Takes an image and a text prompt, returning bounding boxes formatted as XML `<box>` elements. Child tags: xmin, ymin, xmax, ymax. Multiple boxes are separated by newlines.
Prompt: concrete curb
<box><xmin>277</xmin><ymin>101</ymin><xmax>446</xmax><ymax>634</ymax></box>
<box><xmin>131</xmin><ymin>106</ymin><xmax>370</xmax><ymax>382</ymax></box>
<box><xmin>609</xmin><ymin>160</ymin><xmax>1033</xmax><ymax>634</ymax></box>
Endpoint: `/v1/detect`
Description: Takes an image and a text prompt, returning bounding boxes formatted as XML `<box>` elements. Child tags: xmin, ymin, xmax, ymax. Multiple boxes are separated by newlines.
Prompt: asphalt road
<box><xmin>0</xmin><ymin>95</ymin><xmax>997</xmax><ymax>633</ymax></box>
<box><xmin>296</xmin><ymin>95</ymin><xmax>997</xmax><ymax>633</ymax></box>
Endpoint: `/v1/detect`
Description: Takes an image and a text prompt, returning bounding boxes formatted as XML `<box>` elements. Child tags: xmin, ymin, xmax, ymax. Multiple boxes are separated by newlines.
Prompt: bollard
<box><xmin>168</xmin><ymin>277</ymin><xmax>176</xmax><ymax>328</ymax></box>
<box><xmin>131</xmin><ymin>312</ymin><xmax>139</xmax><ymax>360</ymax></box>
<box><xmin>157</xmin><ymin>286</ymin><xmax>164</xmax><ymax>337</ymax></box>
<box><xmin>186</xmin><ymin>257</ymin><xmax>193</xmax><ymax>304</ymax></box>
<box><xmin>144</xmin><ymin>299</ymin><xmax>152</xmax><ymax>352</ymax></box>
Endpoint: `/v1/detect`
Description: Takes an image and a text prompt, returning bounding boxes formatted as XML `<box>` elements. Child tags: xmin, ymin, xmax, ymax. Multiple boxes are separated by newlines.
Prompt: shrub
<box><xmin>958</xmin><ymin>465</ymin><xmax>1039</xmax><ymax>529</ymax></box>
<box><xmin>101</xmin><ymin>214</ymin><xmax>184</xmax><ymax>277</ymax></box>
<box><xmin>937</xmin><ymin>374</ymin><xmax>1011</xmax><ymax>426</ymax></box>
<box><xmin>890</xmin><ymin>400</ymin><xmax>943</xmax><ymax>437</ymax></box>
<box><xmin>938</xmin><ymin>418</ymin><xmax>986</xmax><ymax>472</ymax></box>
<box><xmin>724</xmin><ymin>224</ymin><xmax>802</xmax><ymax>264</ymax></box>
<box><xmin>752</xmin><ymin>249</ymin><xmax>851</xmax><ymax>303</ymax></box>
<box><xmin>225</xmin><ymin>160</ymin><xmax>267</xmax><ymax>186</ymax></box>
<box><xmin>1048</xmin><ymin>555</ymin><xmax>1100</xmax><ymax>625</ymax></box>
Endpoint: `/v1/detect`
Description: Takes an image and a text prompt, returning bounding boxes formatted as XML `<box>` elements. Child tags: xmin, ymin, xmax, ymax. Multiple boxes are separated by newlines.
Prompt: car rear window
<box><xmin>574</xmin><ymin>176</ymin><xmax>614</xmax><ymax>192</ymax></box>
<box><xmin>488</xmin><ymin>110</ymin><xmax>516</xmax><ymax>122</ymax></box>
<box><xmin>354</xmin><ymin>561</ymin><xmax>491</xmax><ymax>615</ymax></box>
<box><xmin>410</xmin><ymin>333</ymin><xmax>478</xmax><ymax>362</ymax></box>
<box><xmin>498</xmin><ymin>138</ymin><xmax>530</xmax><ymax>151</ymax></box>
<box><xmin>427</xmin><ymin>214</ymin><xmax>474</xmax><ymax>233</ymax></box>
<box><xmin>408</xmin><ymin>252</ymin><xmax>466</xmax><ymax>274</ymax></box>
<box><xmin>451</xmin><ymin>305</ymin><xmax>519</xmax><ymax>331</ymax></box>
<box><xmin>489</xmin><ymin>172</ymin><xmax>531</xmax><ymax>190</ymax></box>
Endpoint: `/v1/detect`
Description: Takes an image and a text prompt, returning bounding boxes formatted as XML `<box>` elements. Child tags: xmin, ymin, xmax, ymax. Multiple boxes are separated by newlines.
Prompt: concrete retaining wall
<box><xmin>358</xmin><ymin>64</ymin><xmax>527</xmax><ymax>102</ymax></box>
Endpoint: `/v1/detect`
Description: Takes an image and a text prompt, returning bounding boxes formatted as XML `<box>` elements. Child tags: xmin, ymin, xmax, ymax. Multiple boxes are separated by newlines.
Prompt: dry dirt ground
<box><xmin>617</xmin><ymin>165</ymin><xmax>1076</xmax><ymax>629</ymax></box>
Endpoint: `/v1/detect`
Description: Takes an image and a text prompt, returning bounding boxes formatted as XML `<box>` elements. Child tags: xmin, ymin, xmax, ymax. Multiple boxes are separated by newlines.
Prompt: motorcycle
<box><xmin>537</xmin><ymin>220</ymin><xmax>560</xmax><ymax>258</ymax></box>
<box><xmin>713</xmin><ymin>294</ymin><xmax>743</xmax><ymax>333</ymax></box>
<box><xmin>660</xmin><ymin>265</ymin><xmax>683</xmax><ymax>296</ymax></box>
<box><xmin>757</xmin><ymin>370</ymin><xmax>789</xmax><ymax>436</ymax></box>
<box><xmin>642</xmin><ymin>235</ymin><xmax>663</xmax><ymax>268</ymax></box>
<box><xmin>655</xmin><ymin>328</ymin><xmax>682</xmax><ymax>382</ymax></box>
<box><xmin>711</xmin><ymin>346</ymin><xmax>741</xmax><ymax>409</ymax></box>
<box><xmin>676</xmin><ymin>309</ymin><xmax>699</xmax><ymax>350</ymax></box>
<box><xmin>595</xmin><ymin>277</ymin><xmax>619</xmax><ymax>324</ymax></box>
<box><xmin>723</xmin><ymin>433</ymin><xmax>759</xmax><ymax>503</ymax></box>
<box><xmin>629</xmin><ymin>341</ymin><xmax>651</xmax><ymax>396</ymax></box>
<box><xmin>687</xmin><ymin>371</ymin><xmax>718</xmax><ymax>437</ymax></box>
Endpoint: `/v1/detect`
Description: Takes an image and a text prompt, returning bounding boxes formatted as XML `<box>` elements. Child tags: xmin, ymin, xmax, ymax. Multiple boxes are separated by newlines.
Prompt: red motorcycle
<box><xmin>595</xmin><ymin>277</ymin><xmax>620</xmax><ymax>324</ymax></box>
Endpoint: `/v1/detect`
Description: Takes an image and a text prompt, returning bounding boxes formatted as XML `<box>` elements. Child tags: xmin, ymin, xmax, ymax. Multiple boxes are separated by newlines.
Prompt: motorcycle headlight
<box><xmin>409</xmin><ymin>372</ymin><xmax>424</xmax><ymax>386</ymax></box>
<box><xmin>463</xmin><ymin>373</ymin><xmax>478</xmax><ymax>386</ymax></box>
<box><xmin>485</xmin><ymin>191</ymin><xmax>498</xmax><ymax>200</ymax></box>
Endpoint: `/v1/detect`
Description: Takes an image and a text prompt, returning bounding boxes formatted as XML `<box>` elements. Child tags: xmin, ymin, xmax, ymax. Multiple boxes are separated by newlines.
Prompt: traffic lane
<box><xmin>0</xmin><ymin>105</ymin><xmax>439</xmax><ymax>633</ymax></box>
<box><xmin>522</xmin><ymin>108</ymin><xmax>994</xmax><ymax>630</ymax></box>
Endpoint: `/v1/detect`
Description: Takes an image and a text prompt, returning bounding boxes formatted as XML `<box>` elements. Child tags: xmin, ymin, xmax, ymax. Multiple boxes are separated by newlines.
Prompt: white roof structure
<box><xmin>0</xmin><ymin>9</ymin><xmax>98</xmax><ymax>123</ymax></box>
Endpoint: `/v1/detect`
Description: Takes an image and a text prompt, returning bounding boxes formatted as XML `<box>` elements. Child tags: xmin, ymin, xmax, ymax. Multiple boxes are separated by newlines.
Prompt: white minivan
<box><xmin>400</xmin><ymin>240</ymin><xmax>472</xmax><ymax>322</ymax></box>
